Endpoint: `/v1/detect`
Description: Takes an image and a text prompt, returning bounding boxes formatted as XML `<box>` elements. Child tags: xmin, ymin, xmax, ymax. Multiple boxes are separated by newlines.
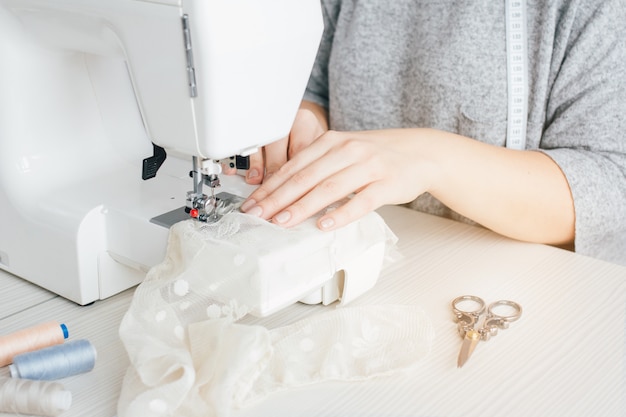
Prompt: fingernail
<box><xmin>274</xmin><ymin>211</ymin><xmax>291</xmax><ymax>224</ymax></box>
<box><xmin>320</xmin><ymin>217</ymin><xmax>335</xmax><ymax>229</ymax></box>
<box><xmin>247</xmin><ymin>169</ymin><xmax>259</xmax><ymax>179</ymax></box>
<box><xmin>246</xmin><ymin>205</ymin><xmax>263</xmax><ymax>218</ymax></box>
<box><xmin>240</xmin><ymin>199</ymin><xmax>256</xmax><ymax>212</ymax></box>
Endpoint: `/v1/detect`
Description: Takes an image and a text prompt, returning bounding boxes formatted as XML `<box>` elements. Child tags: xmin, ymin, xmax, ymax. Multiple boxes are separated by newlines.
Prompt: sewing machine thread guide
<box><xmin>182</xmin><ymin>14</ymin><xmax>197</xmax><ymax>98</ymax></box>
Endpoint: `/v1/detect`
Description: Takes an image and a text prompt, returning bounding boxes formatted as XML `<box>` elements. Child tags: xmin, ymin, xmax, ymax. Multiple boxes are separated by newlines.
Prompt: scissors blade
<box><xmin>457</xmin><ymin>329</ymin><xmax>481</xmax><ymax>368</ymax></box>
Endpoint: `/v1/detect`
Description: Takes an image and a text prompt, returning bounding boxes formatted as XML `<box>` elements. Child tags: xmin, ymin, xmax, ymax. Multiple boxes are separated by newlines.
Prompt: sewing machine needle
<box><xmin>457</xmin><ymin>329</ymin><xmax>480</xmax><ymax>368</ymax></box>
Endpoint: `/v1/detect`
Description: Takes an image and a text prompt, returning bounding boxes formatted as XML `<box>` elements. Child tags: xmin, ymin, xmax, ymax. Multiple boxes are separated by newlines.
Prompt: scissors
<box><xmin>451</xmin><ymin>295</ymin><xmax>522</xmax><ymax>368</ymax></box>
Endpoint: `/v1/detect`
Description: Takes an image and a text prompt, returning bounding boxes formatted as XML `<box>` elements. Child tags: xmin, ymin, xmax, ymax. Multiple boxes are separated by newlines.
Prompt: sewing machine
<box><xmin>0</xmin><ymin>0</ymin><xmax>391</xmax><ymax>315</ymax></box>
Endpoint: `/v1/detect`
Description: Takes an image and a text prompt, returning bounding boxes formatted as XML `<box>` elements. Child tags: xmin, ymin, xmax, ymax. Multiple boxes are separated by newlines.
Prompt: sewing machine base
<box><xmin>0</xmin><ymin>152</ymin><xmax>387</xmax><ymax>315</ymax></box>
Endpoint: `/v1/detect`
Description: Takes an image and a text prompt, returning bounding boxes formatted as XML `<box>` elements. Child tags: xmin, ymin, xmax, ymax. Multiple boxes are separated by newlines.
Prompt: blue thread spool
<box><xmin>8</xmin><ymin>339</ymin><xmax>97</xmax><ymax>380</ymax></box>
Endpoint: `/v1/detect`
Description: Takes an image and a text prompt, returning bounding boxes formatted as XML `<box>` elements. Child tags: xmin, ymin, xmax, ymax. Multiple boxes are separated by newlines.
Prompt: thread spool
<box><xmin>0</xmin><ymin>377</ymin><xmax>71</xmax><ymax>417</ymax></box>
<box><xmin>9</xmin><ymin>339</ymin><xmax>97</xmax><ymax>380</ymax></box>
<box><xmin>0</xmin><ymin>321</ymin><xmax>68</xmax><ymax>367</ymax></box>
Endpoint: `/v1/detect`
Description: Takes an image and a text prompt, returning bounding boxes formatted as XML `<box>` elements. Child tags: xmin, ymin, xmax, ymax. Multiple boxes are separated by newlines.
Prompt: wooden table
<box><xmin>2</xmin><ymin>205</ymin><xmax>625</xmax><ymax>417</ymax></box>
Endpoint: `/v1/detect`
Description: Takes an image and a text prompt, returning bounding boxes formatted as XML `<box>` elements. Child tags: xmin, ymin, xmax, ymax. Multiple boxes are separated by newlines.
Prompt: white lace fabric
<box><xmin>118</xmin><ymin>212</ymin><xmax>434</xmax><ymax>417</ymax></box>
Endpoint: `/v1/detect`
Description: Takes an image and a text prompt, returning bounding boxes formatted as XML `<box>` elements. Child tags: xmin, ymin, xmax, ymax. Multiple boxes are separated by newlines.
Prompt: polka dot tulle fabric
<box><xmin>118</xmin><ymin>212</ymin><xmax>434</xmax><ymax>417</ymax></box>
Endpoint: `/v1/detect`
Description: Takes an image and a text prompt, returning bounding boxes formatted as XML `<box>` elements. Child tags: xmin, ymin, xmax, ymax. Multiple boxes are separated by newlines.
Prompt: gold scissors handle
<box><xmin>482</xmin><ymin>299</ymin><xmax>523</xmax><ymax>340</ymax></box>
<box><xmin>452</xmin><ymin>295</ymin><xmax>486</xmax><ymax>337</ymax></box>
<box><xmin>451</xmin><ymin>295</ymin><xmax>522</xmax><ymax>367</ymax></box>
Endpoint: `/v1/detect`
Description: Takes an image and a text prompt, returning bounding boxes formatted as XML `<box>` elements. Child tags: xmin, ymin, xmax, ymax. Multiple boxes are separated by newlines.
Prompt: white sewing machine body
<box><xmin>0</xmin><ymin>0</ymin><xmax>388</xmax><ymax>314</ymax></box>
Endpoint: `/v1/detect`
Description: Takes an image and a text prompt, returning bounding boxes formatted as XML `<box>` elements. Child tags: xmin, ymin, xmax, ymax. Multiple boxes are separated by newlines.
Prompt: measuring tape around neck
<box><xmin>505</xmin><ymin>0</ymin><xmax>528</xmax><ymax>150</ymax></box>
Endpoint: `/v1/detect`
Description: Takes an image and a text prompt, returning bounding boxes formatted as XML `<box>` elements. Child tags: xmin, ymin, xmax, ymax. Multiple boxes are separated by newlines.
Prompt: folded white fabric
<box><xmin>118</xmin><ymin>211</ymin><xmax>434</xmax><ymax>417</ymax></box>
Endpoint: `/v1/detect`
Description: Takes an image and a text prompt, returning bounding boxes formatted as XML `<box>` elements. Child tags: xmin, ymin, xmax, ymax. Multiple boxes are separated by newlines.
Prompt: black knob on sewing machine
<box><xmin>235</xmin><ymin>155</ymin><xmax>250</xmax><ymax>170</ymax></box>
<box><xmin>223</xmin><ymin>155</ymin><xmax>251</xmax><ymax>170</ymax></box>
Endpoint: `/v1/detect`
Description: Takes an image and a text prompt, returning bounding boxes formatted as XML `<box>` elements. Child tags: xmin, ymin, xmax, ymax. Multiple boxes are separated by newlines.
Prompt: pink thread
<box><xmin>0</xmin><ymin>321</ymin><xmax>67</xmax><ymax>367</ymax></box>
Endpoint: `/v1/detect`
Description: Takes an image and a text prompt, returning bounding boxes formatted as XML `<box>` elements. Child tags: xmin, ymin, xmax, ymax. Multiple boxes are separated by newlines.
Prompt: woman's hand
<box><xmin>240</xmin><ymin>128</ymin><xmax>438</xmax><ymax>231</ymax></box>
<box><xmin>240</xmin><ymin>127</ymin><xmax>575</xmax><ymax>247</ymax></box>
<box><xmin>222</xmin><ymin>100</ymin><xmax>328</xmax><ymax>184</ymax></box>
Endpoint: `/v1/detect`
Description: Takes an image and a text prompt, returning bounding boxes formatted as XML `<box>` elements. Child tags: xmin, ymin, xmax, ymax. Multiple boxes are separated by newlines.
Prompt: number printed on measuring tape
<box><xmin>505</xmin><ymin>0</ymin><xmax>528</xmax><ymax>150</ymax></box>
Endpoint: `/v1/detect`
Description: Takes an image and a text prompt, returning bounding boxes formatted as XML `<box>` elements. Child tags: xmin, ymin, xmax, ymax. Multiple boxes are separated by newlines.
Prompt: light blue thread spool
<box><xmin>8</xmin><ymin>339</ymin><xmax>97</xmax><ymax>380</ymax></box>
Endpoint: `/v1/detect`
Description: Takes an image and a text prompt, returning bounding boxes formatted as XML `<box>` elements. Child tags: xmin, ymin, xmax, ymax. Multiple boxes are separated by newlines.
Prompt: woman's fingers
<box><xmin>242</xmin><ymin>131</ymin><xmax>390</xmax><ymax>227</ymax></box>
<box><xmin>261</xmin><ymin>136</ymin><xmax>289</xmax><ymax>180</ymax></box>
<box><xmin>243</xmin><ymin>132</ymin><xmax>340</xmax><ymax>206</ymax></box>
<box><xmin>316</xmin><ymin>181</ymin><xmax>386</xmax><ymax>230</ymax></box>
<box><xmin>268</xmin><ymin>160</ymin><xmax>384</xmax><ymax>228</ymax></box>
<box><xmin>244</xmin><ymin>150</ymin><xmax>265</xmax><ymax>184</ymax></box>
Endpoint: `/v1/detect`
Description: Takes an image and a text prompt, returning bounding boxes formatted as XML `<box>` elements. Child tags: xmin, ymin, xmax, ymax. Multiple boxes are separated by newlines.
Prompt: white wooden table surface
<box><xmin>1</xmin><ymin>205</ymin><xmax>625</xmax><ymax>417</ymax></box>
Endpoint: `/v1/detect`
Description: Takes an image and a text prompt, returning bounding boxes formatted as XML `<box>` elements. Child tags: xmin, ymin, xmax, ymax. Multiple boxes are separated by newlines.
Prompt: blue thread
<box><xmin>60</xmin><ymin>324</ymin><xmax>69</xmax><ymax>339</ymax></box>
<box><xmin>9</xmin><ymin>339</ymin><xmax>97</xmax><ymax>380</ymax></box>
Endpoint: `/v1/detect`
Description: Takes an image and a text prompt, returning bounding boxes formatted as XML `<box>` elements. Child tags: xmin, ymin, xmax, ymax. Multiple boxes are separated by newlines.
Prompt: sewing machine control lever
<box><xmin>142</xmin><ymin>144</ymin><xmax>167</xmax><ymax>180</ymax></box>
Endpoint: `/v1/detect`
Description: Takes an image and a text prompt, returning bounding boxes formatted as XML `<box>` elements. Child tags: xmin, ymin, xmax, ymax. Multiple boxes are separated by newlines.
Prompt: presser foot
<box><xmin>185</xmin><ymin>191</ymin><xmax>245</xmax><ymax>223</ymax></box>
<box><xmin>150</xmin><ymin>193</ymin><xmax>246</xmax><ymax>230</ymax></box>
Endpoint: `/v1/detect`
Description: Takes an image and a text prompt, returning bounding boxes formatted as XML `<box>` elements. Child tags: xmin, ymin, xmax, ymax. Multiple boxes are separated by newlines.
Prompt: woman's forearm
<box><xmin>421</xmin><ymin>128</ymin><xmax>575</xmax><ymax>245</ymax></box>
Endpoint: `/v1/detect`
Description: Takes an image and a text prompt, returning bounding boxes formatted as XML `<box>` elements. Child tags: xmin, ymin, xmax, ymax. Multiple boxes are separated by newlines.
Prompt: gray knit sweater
<box><xmin>303</xmin><ymin>0</ymin><xmax>626</xmax><ymax>265</ymax></box>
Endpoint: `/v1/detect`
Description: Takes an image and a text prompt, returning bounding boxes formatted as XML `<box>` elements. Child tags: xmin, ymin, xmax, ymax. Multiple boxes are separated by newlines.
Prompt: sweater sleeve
<box><xmin>539</xmin><ymin>0</ymin><xmax>626</xmax><ymax>264</ymax></box>
<box><xmin>302</xmin><ymin>0</ymin><xmax>340</xmax><ymax>109</ymax></box>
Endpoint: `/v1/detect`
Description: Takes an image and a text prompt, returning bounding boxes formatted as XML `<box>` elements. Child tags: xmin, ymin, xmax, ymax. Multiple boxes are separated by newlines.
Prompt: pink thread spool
<box><xmin>0</xmin><ymin>321</ymin><xmax>68</xmax><ymax>367</ymax></box>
